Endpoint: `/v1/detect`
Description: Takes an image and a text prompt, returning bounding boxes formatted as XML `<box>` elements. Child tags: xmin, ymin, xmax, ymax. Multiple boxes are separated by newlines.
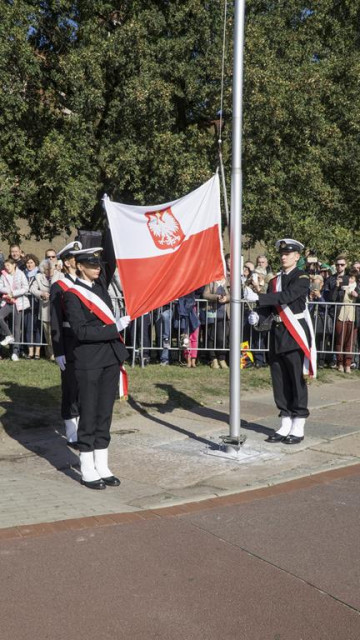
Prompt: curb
<box><xmin>1</xmin><ymin>462</ymin><xmax>359</xmax><ymax>541</ymax></box>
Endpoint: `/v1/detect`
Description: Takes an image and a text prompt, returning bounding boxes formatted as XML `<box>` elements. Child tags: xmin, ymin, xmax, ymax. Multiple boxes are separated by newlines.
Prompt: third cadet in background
<box><xmin>50</xmin><ymin>241</ymin><xmax>82</xmax><ymax>446</ymax></box>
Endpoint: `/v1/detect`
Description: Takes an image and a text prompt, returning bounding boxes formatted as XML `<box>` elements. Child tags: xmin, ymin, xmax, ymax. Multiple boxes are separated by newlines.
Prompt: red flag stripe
<box><xmin>117</xmin><ymin>224</ymin><xmax>224</xmax><ymax>318</ymax></box>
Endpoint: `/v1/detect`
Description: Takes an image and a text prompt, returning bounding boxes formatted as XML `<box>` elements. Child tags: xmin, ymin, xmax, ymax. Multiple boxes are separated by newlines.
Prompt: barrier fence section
<box><xmin>1</xmin><ymin>296</ymin><xmax>359</xmax><ymax>368</ymax></box>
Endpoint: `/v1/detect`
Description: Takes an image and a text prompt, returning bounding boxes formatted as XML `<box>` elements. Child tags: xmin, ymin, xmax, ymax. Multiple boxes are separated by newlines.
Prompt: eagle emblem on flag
<box><xmin>145</xmin><ymin>207</ymin><xmax>185</xmax><ymax>250</ymax></box>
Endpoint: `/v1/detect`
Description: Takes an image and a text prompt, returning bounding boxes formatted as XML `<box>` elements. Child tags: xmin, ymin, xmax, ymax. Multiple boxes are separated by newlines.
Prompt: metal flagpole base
<box><xmin>205</xmin><ymin>434</ymin><xmax>247</xmax><ymax>460</ymax></box>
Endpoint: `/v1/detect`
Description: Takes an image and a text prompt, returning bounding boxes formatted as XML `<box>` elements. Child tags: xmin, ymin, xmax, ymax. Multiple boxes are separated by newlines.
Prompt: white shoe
<box><xmin>79</xmin><ymin>451</ymin><xmax>101</xmax><ymax>482</ymax></box>
<box><xmin>289</xmin><ymin>417</ymin><xmax>306</xmax><ymax>438</ymax></box>
<box><xmin>94</xmin><ymin>448</ymin><xmax>113</xmax><ymax>478</ymax></box>
<box><xmin>11</xmin><ymin>353</ymin><xmax>19</xmax><ymax>362</ymax></box>
<box><xmin>1</xmin><ymin>335</ymin><xmax>15</xmax><ymax>346</ymax></box>
<box><xmin>276</xmin><ymin>416</ymin><xmax>292</xmax><ymax>437</ymax></box>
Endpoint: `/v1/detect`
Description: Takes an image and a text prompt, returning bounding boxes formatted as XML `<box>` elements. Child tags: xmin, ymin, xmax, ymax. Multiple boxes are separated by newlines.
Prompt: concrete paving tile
<box><xmin>311</xmin><ymin>403</ymin><xmax>360</xmax><ymax>428</ymax></box>
<box><xmin>308</xmin><ymin>379</ymin><xmax>360</xmax><ymax>407</ymax></box>
<box><xmin>311</xmin><ymin>432</ymin><xmax>360</xmax><ymax>456</ymax></box>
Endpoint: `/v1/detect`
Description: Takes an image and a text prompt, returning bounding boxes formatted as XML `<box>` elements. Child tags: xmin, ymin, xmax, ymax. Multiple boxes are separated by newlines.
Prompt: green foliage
<box><xmin>0</xmin><ymin>1</ymin><xmax>359</xmax><ymax>262</ymax></box>
<box><xmin>242</xmin><ymin>0</ymin><xmax>360</xmax><ymax>261</ymax></box>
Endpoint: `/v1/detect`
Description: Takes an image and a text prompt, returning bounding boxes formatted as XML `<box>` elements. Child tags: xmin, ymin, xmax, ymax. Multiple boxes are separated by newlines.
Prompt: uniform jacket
<box><xmin>257</xmin><ymin>267</ymin><xmax>310</xmax><ymax>354</ymax></box>
<box><xmin>63</xmin><ymin>235</ymin><xmax>128</xmax><ymax>370</ymax></box>
<box><xmin>50</xmin><ymin>273</ymin><xmax>78</xmax><ymax>358</ymax></box>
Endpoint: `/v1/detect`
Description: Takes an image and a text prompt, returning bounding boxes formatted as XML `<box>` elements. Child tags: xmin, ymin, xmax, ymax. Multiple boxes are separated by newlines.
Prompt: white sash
<box><xmin>65</xmin><ymin>281</ymin><xmax>129</xmax><ymax>398</ymax></box>
<box><xmin>275</xmin><ymin>273</ymin><xmax>317</xmax><ymax>378</ymax></box>
<box><xmin>67</xmin><ymin>282</ymin><xmax>116</xmax><ymax>326</ymax></box>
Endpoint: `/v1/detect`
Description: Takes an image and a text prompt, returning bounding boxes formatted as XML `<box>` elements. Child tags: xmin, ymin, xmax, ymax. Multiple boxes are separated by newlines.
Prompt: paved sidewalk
<box><xmin>0</xmin><ymin>377</ymin><xmax>359</xmax><ymax>530</ymax></box>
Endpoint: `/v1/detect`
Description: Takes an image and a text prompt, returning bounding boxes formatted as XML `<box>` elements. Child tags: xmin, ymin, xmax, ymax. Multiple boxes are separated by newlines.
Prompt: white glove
<box><xmin>55</xmin><ymin>355</ymin><xmax>66</xmax><ymax>371</ymax></box>
<box><xmin>248</xmin><ymin>311</ymin><xmax>259</xmax><ymax>326</ymax></box>
<box><xmin>243</xmin><ymin>286</ymin><xmax>259</xmax><ymax>302</ymax></box>
<box><xmin>116</xmin><ymin>315</ymin><xmax>131</xmax><ymax>331</ymax></box>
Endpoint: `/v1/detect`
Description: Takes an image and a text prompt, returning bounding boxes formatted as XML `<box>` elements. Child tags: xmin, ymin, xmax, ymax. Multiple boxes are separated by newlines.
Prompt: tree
<box><xmin>242</xmin><ymin>0</ymin><xmax>360</xmax><ymax>261</ymax></box>
<box><xmin>1</xmin><ymin>1</ymin><xmax>360</xmax><ymax>264</ymax></box>
<box><xmin>0</xmin><ymin>0</ymin><xmax>227</xmax><ymax>240</ymax></box>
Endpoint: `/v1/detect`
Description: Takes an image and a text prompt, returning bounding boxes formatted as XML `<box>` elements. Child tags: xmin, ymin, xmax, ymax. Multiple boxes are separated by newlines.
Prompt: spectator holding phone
<box><xmin>335</xmin><ymin>268</ymin><xmax>360</xmax><ymax>373</ymax></box>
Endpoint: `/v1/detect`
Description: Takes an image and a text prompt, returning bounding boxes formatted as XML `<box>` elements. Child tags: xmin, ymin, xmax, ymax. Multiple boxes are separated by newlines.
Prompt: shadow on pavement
<box><xmin>240</xmin><ymin>419</ymin><xmax>273</xmax><ymax>436</ymax></box>
<box><xmin>0</xmin><ymin>381</ymin><xmax>80</xmax><ymax>482</ymax></box>
<box><xmin>136</xmin><ymin>383</ymin><xmax>228</xmax><ymax>420</ymax></box>
<box><xmin>127</xmin><ymin>382</ymin><xmax>229</xmax><ymax>448</ymax></box>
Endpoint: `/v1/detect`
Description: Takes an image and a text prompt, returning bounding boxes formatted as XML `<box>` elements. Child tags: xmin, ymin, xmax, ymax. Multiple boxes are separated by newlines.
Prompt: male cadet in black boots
<box><xmin>50</xmin><ymin>241</ymin><xmax>82</xmax><ymax>447</ymax></box>
<box><xmin>245</xmin><ymin>238</ymin><xmax>316</xmax><ymax>444</ymax></box>
<box><xmin>63</xmin><ymin>246</ymin><xmax>130</xmax><ymax>489</ymax></box>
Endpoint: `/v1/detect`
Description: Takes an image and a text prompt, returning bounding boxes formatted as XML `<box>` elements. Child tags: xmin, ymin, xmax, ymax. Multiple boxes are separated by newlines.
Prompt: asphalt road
<box><xmin>2</xmin><ymin>465</ymin><xmax>359</xmax><ymax>640</ymax></box>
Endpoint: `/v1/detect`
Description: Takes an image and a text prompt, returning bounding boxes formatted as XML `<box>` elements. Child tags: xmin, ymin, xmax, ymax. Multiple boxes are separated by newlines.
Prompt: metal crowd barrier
<box><xmin>0</xmin><ymin>295</ymin><xmax>358</xmax><ymax>367</ymax></box>
<box><xmin>0</xmin><ymin>294</ymin><xmax>48</xmax><ymax>349</ymax></box>
<box><xmin>115</xmin><ymin>298</ymin><xmax>360</xmax><ymax>367</ymax></box>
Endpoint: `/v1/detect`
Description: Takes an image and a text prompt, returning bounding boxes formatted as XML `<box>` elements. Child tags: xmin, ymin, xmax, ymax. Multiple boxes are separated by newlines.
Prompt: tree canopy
<box><xmin>1</xmin><ymin>1</ymin><xmax>360</xmax><ymax>262</ymax></box>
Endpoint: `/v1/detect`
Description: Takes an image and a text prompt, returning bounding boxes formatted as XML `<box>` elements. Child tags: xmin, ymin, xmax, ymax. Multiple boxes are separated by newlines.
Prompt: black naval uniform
<box><xmin>50</xmin><ymin>274</ymin><xmax>79</xmax><ymax>420</ymax></box>
<box><xmin>257</xmin><ymin>268</ymin><xmax>310</xmax><ymax>419</ymax></box>
<box><xmin>63</xmin><ymin>264</ymin><xmax>128</xmax><ymax>453</ymax></box>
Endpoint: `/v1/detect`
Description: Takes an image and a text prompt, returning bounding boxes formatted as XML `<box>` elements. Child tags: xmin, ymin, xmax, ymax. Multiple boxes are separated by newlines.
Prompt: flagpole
<box><xmin>228</xmin><ymin>0</ymin><xmax>246</xmax><ymax>448</ymax></box>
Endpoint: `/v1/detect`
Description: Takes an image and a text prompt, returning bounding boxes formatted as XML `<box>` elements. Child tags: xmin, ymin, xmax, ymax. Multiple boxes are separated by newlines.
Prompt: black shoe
<box><xmin>81</xmin><ymin>478</ymin><xmax>106</xmax><ymax>490</ymax></box>
<box><xmin>102</xmin><ymin>475</ymin><xmax>121</xmax><ymax>487</ymax></box>
<box><xmin>282</xmin><ymin>435</ymin><xmax>304</xmax><ymax>445</ymax></box>
<box><xmin>266</xmin><ymin>432</ymin><xmax>285</xmax><ymax>443</ymax></box>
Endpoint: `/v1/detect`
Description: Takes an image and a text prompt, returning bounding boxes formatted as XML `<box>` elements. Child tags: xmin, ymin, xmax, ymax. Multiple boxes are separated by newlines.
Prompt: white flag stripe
<box><xmin>105</xmin><ymin>174</ymin><xmax>220</xmax><ymax>259</ymax></box>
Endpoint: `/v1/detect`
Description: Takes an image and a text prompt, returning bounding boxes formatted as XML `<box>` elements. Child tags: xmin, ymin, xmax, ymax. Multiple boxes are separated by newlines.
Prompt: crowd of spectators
<box><xmin>0</xmin><ymin>244</ymin><xmax>62</xmax><ymax>361</ymax></box>
<box><xmin>0</xmin><ymin>243</ymin><xmax>359</xmax><ymax>371</ymax></box>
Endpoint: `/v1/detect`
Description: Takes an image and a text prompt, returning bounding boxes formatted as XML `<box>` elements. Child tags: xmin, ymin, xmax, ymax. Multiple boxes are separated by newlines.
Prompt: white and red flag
<box><xmin>104</xmin><ymin>174</ymin><xmax>225</xmax><ymax>318</ymax></box>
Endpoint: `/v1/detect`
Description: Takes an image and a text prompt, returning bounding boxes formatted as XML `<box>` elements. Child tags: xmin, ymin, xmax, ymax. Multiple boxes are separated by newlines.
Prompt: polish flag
<box><xmin>105</xmin><ymin>174</ymin><xmax>225</xmax><ymax>318</ymax></box>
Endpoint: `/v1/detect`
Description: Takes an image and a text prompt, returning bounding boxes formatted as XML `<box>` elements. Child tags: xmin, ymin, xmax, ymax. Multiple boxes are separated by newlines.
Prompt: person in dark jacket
<box><xmin>50</xmin><ymin>241</ymin><xmax>82</xmax><ymax>446</ymax></box>
<box><xmin>64</xmin><ymin>246</ymin><xmax>129</xmax><ymax>490</ymax></box>
<box><xmin>246</xmin><ymin>238</ymin><xmax>315</xmax><ymax>444</ymax></box>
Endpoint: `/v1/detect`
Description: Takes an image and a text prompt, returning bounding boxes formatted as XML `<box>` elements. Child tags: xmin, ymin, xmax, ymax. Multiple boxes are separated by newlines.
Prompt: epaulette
<box><xmin>299</xmin><ymin>274</ymin><xmax>309</xmax><ymax>279</ymax></box>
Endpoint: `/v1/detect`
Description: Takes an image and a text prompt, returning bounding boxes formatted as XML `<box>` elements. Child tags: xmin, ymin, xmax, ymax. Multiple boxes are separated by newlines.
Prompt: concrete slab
<box><xmin>0</xmin><ymin>379</ymin><xmax>360</xmax><ymax>529</ymax></box>
<box><xmin>311</xmin><ymin>432</ymin><xmax>360</xmax><ymax>457</ymax></box>
<box><xmin>310</xmin><ymin>404</ymin><xmax>360</xmax><ymax>428</ymax></box>
<box><xmin>308</xmin><ymin>378</ymin><xmax>360</xmax><ymax>408</ymax></box>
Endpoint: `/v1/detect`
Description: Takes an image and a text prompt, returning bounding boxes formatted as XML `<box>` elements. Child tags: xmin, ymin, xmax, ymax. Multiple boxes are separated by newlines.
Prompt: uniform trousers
<box><xmin>75</xmin><ymin>363</ymin><xmax>119</xmax><ymax>452</ymax></box>
<box><xmin>269</xmin><ymin>349</ymin><xmax>309</xmax><ymax>418</ymax></box>
<box><xmin>60</xmin><ymin>361</ymin><xmax>79</xmax><ymax>420</ymax></box>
